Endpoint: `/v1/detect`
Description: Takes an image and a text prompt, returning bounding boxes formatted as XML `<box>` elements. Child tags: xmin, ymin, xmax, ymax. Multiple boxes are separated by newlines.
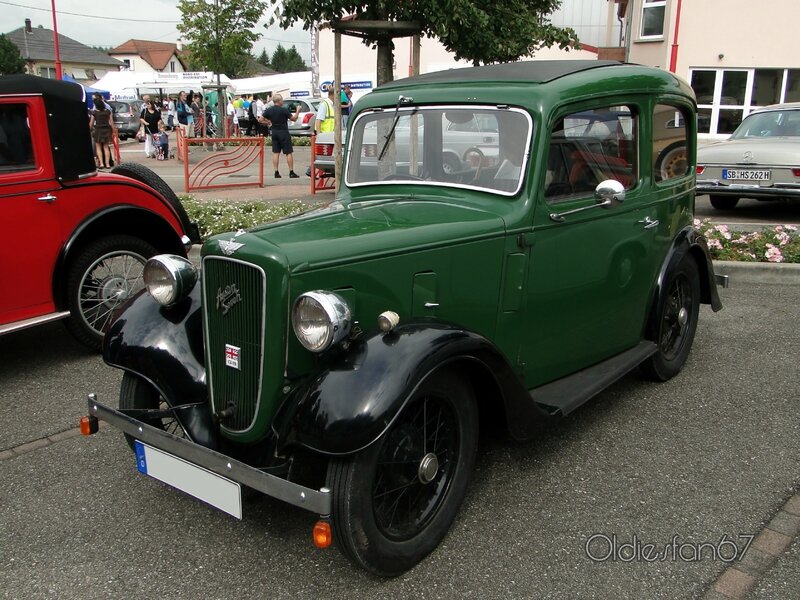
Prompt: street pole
<box><xmin>50</xmin><ymin>0</ymin><xmax>62</xmax><ymax>79</ymax></box>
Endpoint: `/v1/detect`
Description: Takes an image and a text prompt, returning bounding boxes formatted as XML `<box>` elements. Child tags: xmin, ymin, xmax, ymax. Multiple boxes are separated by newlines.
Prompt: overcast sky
<box><xmin>0</xmin><ymin>0</ymin><xmax>313</xmax><ymax>62</ymax></box>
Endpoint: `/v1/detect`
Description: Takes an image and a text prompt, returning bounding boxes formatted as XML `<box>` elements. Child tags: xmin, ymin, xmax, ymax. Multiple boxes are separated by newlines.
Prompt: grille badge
<box><xmin>225</xmin><ymin>344</ymin><xmax>241</xmax><ymax>369</ymax></box>
<box><xmin>216</xmin><ymin>283</ymin><xmax>241</xmax><ymax>315</ymax></box>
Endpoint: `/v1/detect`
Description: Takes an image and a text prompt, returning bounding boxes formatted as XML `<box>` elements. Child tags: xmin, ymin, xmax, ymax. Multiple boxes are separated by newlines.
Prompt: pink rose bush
<box><xmin>695</xmin><ymin>219</ymin><xmax>800</xmax><ymax>263</ymax></box>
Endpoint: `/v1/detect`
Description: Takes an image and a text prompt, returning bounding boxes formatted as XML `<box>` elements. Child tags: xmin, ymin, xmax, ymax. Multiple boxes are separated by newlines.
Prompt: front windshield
<box><xmin>345</xmin><ymin>106</ymin><xmax>532</xmax><ymax>195</ymax></box>
<box><xmin>730</xmin><ymin>109</ymin><xmax>800</xmax><ymax>139</ymax></box>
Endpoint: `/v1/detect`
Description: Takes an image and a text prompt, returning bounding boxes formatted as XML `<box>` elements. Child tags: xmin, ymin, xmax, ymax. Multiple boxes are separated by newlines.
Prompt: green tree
<box><xmin>270</xmin><ymin>43</ymin><xmax>308</xmax><ymax>72</ymax></box>
<box><xmin>257</xmin><ymin>48</ymin><xmax>270</xmax><ymax>67</ymax></box>
<box><xmin>270</xmin><ymin>44</ymin><xmax>287</xmax><ymax>71</ymax></box>
<box><xmin>177</xmin><ymin>0</ymin><xmax>268</xmax><ymax>78</ymax></box>
<box><xmin>274</xmin><ymin>0</ymin><xmax>578</xmax><ymax>85</ymax></box>
<box><xmin>0</xmin><ymin>34</ymin><xmax>25</xmax><ymax>75</ymax></box>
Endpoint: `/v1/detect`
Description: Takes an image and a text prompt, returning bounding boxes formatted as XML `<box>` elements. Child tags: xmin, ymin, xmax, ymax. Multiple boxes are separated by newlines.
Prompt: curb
<box><xmin>713</xmin><ymin>260</ymin><xmax>800</xmax><ymax>285</ymax></box>
<box><xmin>703</xmin><ymin>493</ymin><xmax>800</xmax><ymax>599</ymax></box>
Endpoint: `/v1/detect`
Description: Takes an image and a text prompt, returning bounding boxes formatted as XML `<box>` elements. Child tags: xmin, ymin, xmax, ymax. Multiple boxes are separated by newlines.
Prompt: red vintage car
<box><xmin>0</xmin><ymin>75</ymin><xmax>199</xmax><ymax>350</ymax></box>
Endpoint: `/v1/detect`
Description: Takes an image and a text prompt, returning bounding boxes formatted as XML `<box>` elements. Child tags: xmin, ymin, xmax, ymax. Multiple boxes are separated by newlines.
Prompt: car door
<box><xmin>0</xmin><ymin>97</ymin><xmax>64</xmax><ymax>325</ymax></box>
<box><xmin>519</xmin><ymin>100</ymin><xmax>661</xmax><ymax>389</ymax></box>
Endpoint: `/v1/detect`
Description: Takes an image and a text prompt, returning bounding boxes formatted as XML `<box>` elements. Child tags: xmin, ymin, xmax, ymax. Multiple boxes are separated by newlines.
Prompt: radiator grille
<box><xmin>203</xmin><ymin>256</ymin><xmax>265</xmax><ymax>432</ymax></box>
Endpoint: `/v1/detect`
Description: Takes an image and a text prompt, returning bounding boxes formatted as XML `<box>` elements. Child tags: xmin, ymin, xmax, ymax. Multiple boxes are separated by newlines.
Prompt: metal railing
<box><xmin>176</xmin><ymin>127</ymin><xmax>265</xmax><ymax>193</ymax></box>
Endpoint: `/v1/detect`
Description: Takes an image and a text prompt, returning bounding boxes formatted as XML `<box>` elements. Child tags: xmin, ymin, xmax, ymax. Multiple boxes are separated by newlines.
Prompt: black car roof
<box><xmin>378</xmin><ymin>60</ymin><xmax>623</xmax><ymax>90</ymax></box>
<box><xmin>0</xmin><ymin>74</ymin><xmax>96</xmax><ymax>181</ymax></box>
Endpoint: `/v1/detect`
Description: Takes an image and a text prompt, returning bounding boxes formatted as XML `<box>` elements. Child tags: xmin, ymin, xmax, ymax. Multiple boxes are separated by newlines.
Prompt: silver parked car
<box><xmin>109</xmin><ymin>100</ymin><xmax>143</xmax><ymax>140</ymax></box>
<box><xmin>286</xmin><ymin>98</ymin><xmax>320</xmax><ymax>136</ymax></box>
<box><xmin>697</xmin><ymin>103</ymin><xmax>800</xmax><ymax>209</ymax></box>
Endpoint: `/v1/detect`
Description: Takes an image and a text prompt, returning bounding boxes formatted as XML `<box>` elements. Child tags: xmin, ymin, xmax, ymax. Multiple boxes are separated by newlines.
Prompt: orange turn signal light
<box><xmin>313</xmin><ymin>520</ymin><xmax>332</xmax><ymax>549</ymax></box>
<box><xmin>80</xmin><ymin>415</ymin><xmax>99</xmax><ymax>436</ymax></box>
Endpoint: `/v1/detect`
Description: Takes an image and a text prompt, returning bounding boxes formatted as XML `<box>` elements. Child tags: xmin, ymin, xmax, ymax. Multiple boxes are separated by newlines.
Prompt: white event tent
<box><xmin>231</xmin><ymin>71</ymin><xmax>314</xmax><ymax>98</ymax></box>
<box><xmin>94</xmin><ymin>71</ymin><xmax>234</xmax><ymax>101</ymax></box>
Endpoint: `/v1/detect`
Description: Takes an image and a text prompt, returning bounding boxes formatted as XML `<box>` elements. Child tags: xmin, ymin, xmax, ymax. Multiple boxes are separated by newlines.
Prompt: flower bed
<box><xmin>182</xmin><ymin>197</ymin><xmax>313</xmax><ymax>239</ymax></box>
<box><xmin>695</xmin><ymin>219</ymin><xmax>799</xmax><ymax>263</ymax></box>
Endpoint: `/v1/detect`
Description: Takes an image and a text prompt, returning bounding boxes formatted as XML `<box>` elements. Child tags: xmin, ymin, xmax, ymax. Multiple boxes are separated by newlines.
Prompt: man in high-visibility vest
<box><xmin>315</xmin><ymin>87</ymin><xmax>337</xmax><ymax>133</ymax></box>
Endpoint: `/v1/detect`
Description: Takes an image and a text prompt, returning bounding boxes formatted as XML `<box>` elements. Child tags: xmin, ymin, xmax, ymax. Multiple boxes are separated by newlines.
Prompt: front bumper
<box><xmin>85</xmin><ymin>395</ymin><xmax>332</xmax><ymax>516</ymax></box>
<box><xmin>697</xmin><ymin>180</ymin><xmax>800</xmax><ymax>199</ymax></box>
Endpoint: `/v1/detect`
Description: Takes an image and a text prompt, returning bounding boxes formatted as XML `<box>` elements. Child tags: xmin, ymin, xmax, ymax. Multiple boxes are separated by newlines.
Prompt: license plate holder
<box><xmin>722</xmin><ymin>169</ymin><xmax>770</xmax><ymax>181</ymax></box>
<box><xmin>134</xmin><ymin>440</ymin><xmax>242</xmax><ymax>519</ymax></box>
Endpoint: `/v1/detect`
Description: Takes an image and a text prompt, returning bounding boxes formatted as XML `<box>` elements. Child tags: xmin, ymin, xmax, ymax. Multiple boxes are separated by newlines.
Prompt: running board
<box><xmin>0</xmin><ymin>311</ymin><xmax>71</xmax><ymax>336</ymax></box>
<box><xmin>532</xmin><ymin>341</ymin><xmax>657</xmax><ymax>416</ymax></box>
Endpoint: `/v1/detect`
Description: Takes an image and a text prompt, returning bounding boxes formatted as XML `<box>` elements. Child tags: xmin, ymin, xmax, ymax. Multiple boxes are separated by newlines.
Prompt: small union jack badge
<box><xmin>225</xmin><ymin>344</ymin><xmax>241</xmax><ymax>370</ymax></box>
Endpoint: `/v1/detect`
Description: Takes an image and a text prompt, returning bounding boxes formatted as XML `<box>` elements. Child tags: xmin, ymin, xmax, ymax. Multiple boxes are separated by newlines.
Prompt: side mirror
<box><xmin>595</xmin><ymin>179</ymin><xmax>625</xmax><ymax>208</ymax></box>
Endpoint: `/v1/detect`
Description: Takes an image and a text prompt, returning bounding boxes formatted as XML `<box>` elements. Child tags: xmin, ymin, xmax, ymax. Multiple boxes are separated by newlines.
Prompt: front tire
<box><xmin>641</xmin><ymin>256</ymin><xmax>701</xmax><ymax>381</ymax></box>
<box><xmin>327</xmin><ymin>368</ymin><xmax>478</xmax><ymax>576</ymax></box>
<box><xmin>64</xmin><ymin>235</ymin><xmax>155</xmax><ymax>351</ymax></box>
<box><xmin>119</xmin><ymin>372</ymin><xmax>186</xmax><ymax>450</ymax></box>
<box><xmin>709</xmin><ymin>195</ymin><xmax>739</xmax><ymax>209</ymax></box>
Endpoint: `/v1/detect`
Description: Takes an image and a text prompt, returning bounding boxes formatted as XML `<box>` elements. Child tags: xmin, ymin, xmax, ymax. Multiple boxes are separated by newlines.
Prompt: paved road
<box><xmin>695</xmin><ymin>195</ymin><xmax>800</xmax><ymax>227</ymax></box>
<box><xmin>1</xmin><ymin>281</ymin><xmax>798</xmax><ymax>599</ymax></box>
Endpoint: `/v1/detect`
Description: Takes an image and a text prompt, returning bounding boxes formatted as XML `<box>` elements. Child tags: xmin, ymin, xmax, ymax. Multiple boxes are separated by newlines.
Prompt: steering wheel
<box><xmin>463</xmin><ymin>147</ymin><xmax>485</xmax><ymax>183</ymax></box>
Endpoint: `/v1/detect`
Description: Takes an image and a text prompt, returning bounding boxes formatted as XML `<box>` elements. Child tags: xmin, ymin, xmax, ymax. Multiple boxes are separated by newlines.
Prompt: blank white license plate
<box><xmin>722</xmin><ymin>169</ymin><xmax>770</xmax><ymax>181</ymax></box>
<box><xmin>134</xmin><ymin>441</ymin><xmax>242</xmax><ymax>519</ymax></box>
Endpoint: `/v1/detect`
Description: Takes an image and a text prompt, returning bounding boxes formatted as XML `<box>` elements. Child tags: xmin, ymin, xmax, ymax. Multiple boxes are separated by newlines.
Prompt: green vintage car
<box><xmin>84</xmin><ymin>60</ymin><xmax>724</xmax><ymax>576</ymax></box>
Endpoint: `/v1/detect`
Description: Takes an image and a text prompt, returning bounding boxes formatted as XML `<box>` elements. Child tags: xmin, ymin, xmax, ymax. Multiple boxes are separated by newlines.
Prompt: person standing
<box><xmin>140</xmin><ymin>100</ymin><xmax>162</xmax><ymax>158</ymax></box>
<box><xmin>342</xmin><ymin>85</ymin><xmax>354</xmax><ymax>128</ymax></box>
<box><xmin>259</xmin><ymin>93</ymin><xmax>301</xmax><ymax>178</ymax></box>
<box><xmin>167</xmin><ymin>96</ymin><xmax>176</xmax><ymax>130</ymax></box>
<box><xmin>245</xmin><ymin>94</ymin><xmax>257</xmax><ymax>136</ymax></box>
<box><xmin>191</xmin><ymin>93</ymin><xmax>203</xmax><ymax>137</ymax></box>
<box><xmin>175</xmin><ymin>90</ymin><xmax>192</xmax><ymax>138</ymax></box>
<box><xmin>89</xmin><ymin>96</ymin><xmax>113</xmax><ymax>169</ymax></box>
<box><xmin>315</xmin><ymin>87</ymin><xmax>337</xmax><ymax>134</ymax></box>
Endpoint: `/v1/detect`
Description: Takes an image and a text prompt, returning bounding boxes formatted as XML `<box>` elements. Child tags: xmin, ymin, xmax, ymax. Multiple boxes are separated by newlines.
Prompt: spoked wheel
<box><xmin>64</xmin><ymin>235</ymin><xmax>155</xmax><ymax>351</ymax></box>
<box><xmin>327</xmin><ymin>368</ymin><xmax>478</xmax><ymax>576</ymax></box>
<box><xmin>641</xmin><ymin>257</ymin><xmax>701</xmax><ymax>381</ymax></box>
<box><xmin>119</xmin><ymin>372</ymin><xmax>187</xmax><ymax>451</ymax></box>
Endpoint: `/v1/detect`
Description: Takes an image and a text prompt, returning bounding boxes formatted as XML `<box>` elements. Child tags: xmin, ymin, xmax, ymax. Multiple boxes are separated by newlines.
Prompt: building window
<box><xmin>122</xmin><ymin>59</ymin><xmax>131</xmax><ymax>70</ymax></box>
<box><xmin>170</xmin><ymin>60</ymin><xmax>176</xmax><ymax>72</ymax></box>
<box><xmin>641</xmin><ymin>0</ymin><xmax>666</xmax><ymax>38</ymax></box>
<box><xmin>40</xmin><ymin>66</ymin><xmax>57</xmax><ymax>79</ymax></box>
<box><xmin>691</xmin><ymin>67</ymin><xmax>800</xmax><ymax>136</ymax></box>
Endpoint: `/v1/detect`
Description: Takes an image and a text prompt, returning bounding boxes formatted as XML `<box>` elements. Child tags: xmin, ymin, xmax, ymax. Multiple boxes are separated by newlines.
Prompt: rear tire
<box><xmin>119</xmin><ymin>372</ymin><xmax>186</xmax><ymax>451</ymax></box>
<box><xmin>111</xmin><ymin>162</ymin><xmax>180</xmax><ymax>206</ymax></box>
<box><xmin>709</xmin><ymin>195</ymin><xmax>739</xmax><ymax>209</ymax></box>
<box><xmin>641</xmin><ymin>256</ymin><xmax>701</xmax><ymax>381</ymax></box>
<box><xmin>327</xmin><ymin>368</ymin><xmax>478</xmax><ymax>576</ymax></box>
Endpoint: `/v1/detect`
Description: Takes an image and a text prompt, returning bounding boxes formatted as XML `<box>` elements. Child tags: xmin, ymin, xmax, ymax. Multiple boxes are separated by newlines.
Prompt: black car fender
<box><xmin>645</xmin><ymin>226</ymin><xmax>722</xmax><ymax>336</ymax></box>
<box><xmin>103</xmin><ymin>284</ymin><xmax>207</xmax><ymax>415</ymax></box>
<box><xmin>272</xmin><ymin>322</ymin><xmax>554</xmax><ymax>456</ymax></box>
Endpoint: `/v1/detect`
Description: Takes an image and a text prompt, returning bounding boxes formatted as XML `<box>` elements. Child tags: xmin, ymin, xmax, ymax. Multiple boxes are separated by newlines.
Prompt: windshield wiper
<box><xmin>378</xmin><ymin>95</ymin><xmax>413</xmax><ymax>161</ymax></box>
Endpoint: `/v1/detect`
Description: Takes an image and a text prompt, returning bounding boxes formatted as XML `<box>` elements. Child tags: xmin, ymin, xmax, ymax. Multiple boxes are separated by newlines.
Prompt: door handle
<box><xmin>37</xmin><ymin>194</ymin><xmax>57</xmax><ymax>203</ymax></box>
<box><xmin>637</xmin><ymin>216</ymin><xmax>659</xmax><ymax>229</ymax></box>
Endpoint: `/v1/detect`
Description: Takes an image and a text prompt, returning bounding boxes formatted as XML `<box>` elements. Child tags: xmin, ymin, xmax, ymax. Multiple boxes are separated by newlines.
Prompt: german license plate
<box><xmin>134</xmin><ymin>441</ymin><xmax>242</xmax><ymax>519</ymax></box>
<box><xmin>722</xmin><ymin>169</ymin><xmax>770</xmax><ymax>181</ymax></box>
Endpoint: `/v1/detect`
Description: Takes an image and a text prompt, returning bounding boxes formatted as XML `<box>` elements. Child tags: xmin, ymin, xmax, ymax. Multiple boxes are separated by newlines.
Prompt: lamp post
<box><xmin>50</xmin><ymin>0</ymin><xmax>63</xmax><ymax>79</ymax></box>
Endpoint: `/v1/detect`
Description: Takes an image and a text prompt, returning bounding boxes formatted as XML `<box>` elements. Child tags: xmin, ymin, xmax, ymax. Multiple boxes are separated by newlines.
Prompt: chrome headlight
<box><xmin>292</xmin><ymin>291</ymin><xmax>352</xmax><ymax>352</ymax></box>
<box><xmin>143</xmin><ymin>254</ymin><xmax>198</xmax><ymax>307</ymax></box>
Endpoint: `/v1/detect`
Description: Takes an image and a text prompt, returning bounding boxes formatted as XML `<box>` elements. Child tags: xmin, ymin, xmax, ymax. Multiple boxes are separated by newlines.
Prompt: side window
<box><xmin>0</xmin><ymin>104</ymin><xmax>34</xmax><ymax>173</ymax></box>
<box><xmin>545</xmin><ymin>105</ymin><xmax>638</xmax><ymax>200</ymax></box>
<box><xmin>653</xmin><ymin>104</ymin><xmax>690</xmax><ymax>183</ymax></box>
